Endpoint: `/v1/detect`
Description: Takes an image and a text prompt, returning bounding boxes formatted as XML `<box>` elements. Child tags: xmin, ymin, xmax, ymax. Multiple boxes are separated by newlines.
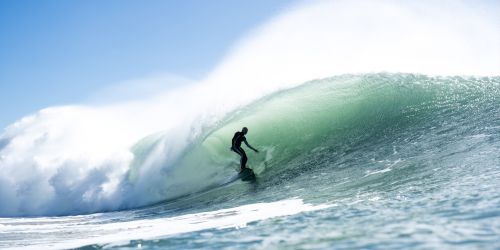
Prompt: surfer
<box><xmin>231</xmin><ymin>127</ymin><xmax>259</xmax><ymax>172</ymax></box>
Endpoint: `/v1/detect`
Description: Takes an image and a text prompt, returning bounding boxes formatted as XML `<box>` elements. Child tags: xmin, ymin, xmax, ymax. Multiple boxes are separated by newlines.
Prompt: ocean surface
<box><xmin>1</xmin><ymin>73</ymin><xmax>499</xmax><ymax>249</ymax></box>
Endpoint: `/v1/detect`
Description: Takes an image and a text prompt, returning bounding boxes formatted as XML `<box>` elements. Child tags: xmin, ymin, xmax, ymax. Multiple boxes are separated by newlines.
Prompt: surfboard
<box><xmin>219</xmin><ymin>168</ymin><xmax>257</xmax><ymax>186</ymax></box>
<box><xmin>238</xmin><ymin>168</ymin><xmax>256</xmax><ymax>182</ymax></box>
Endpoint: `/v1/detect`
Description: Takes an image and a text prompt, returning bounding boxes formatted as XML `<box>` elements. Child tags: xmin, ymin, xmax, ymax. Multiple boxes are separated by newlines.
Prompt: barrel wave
<box><xmin>1</xmin><ymin>73</ymin><xmax>499</xmax><ymax>220</ymax></box>
<box><xmin>129</xmin><ymin>73</ymin><xmax>500</xmax><ymax>211</ymax></box>
<box><xmin>1</xmin><ymin>73</ymin><xmax>500</xmax><ymax>248</ymax></box>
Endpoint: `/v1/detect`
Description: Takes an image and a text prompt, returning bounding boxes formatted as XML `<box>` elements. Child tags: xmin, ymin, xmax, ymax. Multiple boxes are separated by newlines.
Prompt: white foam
<box><xmin>1</xmin><ymin>199</ymin><xmax>330</xmax><ymax>250</ymax></box>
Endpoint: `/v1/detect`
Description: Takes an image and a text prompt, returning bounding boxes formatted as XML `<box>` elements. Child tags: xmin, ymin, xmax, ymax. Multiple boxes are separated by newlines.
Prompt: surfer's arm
<box><xmin>244</xmin><ymin>140</ymin><xmax>259</xmax><ymax>152</ymax></box>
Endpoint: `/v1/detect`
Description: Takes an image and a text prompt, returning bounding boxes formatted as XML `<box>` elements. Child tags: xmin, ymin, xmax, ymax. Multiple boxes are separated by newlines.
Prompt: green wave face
<box><xmin>176</xmin><ymin>73</ymin><xmax>499</xmax><ymax>180</ymax></box>
<box><xmin>127</xmin><ymin>73</ymin><xmax>499</xmax><ymax>206</ymax></box>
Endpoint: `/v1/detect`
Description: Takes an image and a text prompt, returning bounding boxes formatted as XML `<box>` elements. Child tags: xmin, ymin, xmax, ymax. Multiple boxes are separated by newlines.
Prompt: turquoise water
<box><xmin>1</xmin><ymin>73</ymin><xmax>499</xmax><ymax>249</ymax></box>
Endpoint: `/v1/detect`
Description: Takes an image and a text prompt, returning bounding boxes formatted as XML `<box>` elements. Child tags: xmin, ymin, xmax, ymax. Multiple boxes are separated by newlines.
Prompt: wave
<box><xmin>132</xmin><ymin>73</ymin><xmax>500</xmax><ymax>198</ymax></box>
<box><xmin>2</xmin><ymin>73</ymin><xmax>497</xmax><ymax>217</ymax></box>
<box><xmin>1</xmin><ymin>0</ymin><xmax>499</xmax><ymax>217</ymax></box>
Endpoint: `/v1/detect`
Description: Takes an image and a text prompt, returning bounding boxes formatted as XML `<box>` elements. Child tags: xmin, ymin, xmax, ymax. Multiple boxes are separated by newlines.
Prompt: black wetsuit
<box><xmin>231</xmin><ymin>132</ymin><xmax>248</xmax><ymax>169</ymax></box>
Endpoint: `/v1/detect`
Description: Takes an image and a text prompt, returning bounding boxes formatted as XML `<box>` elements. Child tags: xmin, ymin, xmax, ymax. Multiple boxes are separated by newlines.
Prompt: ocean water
<box><xmin>1</xmin><ymin>73</ymin><xmax>499</xmax><ymax>249</ymax></box>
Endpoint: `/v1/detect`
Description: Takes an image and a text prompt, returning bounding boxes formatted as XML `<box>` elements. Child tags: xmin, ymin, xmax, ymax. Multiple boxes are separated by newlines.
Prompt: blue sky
<box><xmin>0</xmin><ymin>0</ymin><xmax>295</xmax><ymax>129</ymax></box>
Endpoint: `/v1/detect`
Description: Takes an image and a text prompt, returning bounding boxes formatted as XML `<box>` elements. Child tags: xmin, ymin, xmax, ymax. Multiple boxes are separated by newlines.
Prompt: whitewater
<box><xmin>1</xmin><ymin>1</ymin><xmax>500</xmax><ymax>249</ymax></box>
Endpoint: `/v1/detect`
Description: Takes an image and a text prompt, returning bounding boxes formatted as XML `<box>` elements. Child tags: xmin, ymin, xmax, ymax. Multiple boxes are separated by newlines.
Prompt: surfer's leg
<box><xmin>240</xmin><ymin>149</ymin><xmax>248</xmax><ymax>169</ymax></box>
<box><xmin>233</xmin><ymin>147</ymin><xmax>242</xmax><ymax>159</ymax></box>
<box><xmin>234</xmin><ymin>147</ymin><xmax>247</xmax><ymax>170</ymax></box>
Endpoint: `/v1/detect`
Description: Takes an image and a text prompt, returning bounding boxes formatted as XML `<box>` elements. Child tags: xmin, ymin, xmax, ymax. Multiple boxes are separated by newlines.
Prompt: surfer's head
<box><xmin>242</xmin><ymin>127</ymin><xmax>248</xmax><ymax>134</ymax></box>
